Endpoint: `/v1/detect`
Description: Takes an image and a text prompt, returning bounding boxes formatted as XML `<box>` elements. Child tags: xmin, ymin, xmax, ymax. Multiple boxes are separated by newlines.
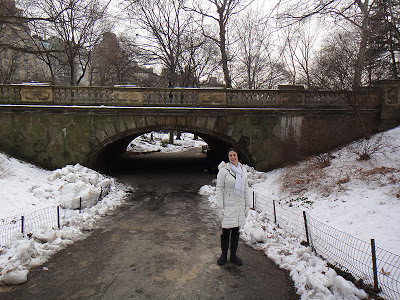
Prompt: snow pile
<box><xmin>243</xmin><ymin>210</ymin><xmax>368</xmax><ymax>300</ymax></box>
<box><xmin>0</xmin><ymin>155</ymin><xmax>129</xmax><ymax>285</ymax></box>
<box><xmin>31</xmin><ymin>164</ymin><xmax>113</xmax><ymax>209</ymax></box>
<box><xmin>128</xmin><ymin>135</ymin><xmax>162</xmax><ymax>153</ymax></box>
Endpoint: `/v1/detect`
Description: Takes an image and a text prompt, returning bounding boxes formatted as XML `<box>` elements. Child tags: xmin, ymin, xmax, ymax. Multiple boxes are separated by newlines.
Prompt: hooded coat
<box><xmin>216</xmin><ymin>161</ymin><xmax>252</xmax><ymax>228</ymax></box>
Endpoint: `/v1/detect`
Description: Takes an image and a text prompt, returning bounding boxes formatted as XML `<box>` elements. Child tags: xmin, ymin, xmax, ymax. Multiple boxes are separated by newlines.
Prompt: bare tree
<box><xmin>124</xmin><ymin>0</ymin><xmax>194</xmax><ymax>86</ymax></box>
<box><xmin>295</xmin><ymin>20</ymin><xmax>319</xmax><ymax>87</ymax></box>
<box><xmin>274</xmin><ymin>19</ymin><xmax>319</xmax><ymax>88</ymax></box>
<box><xmin>179</xmin><ymin>25</ymin><xmax>220</xmax><ymax>87</ymax></box>
<box><xmin>311</xmin><ymin>30</ymin><xmax>359</xmax><ymax>90</ymax></box>
<box><xmin>232</xmin><ymin>9</ymin><xmax>289</xmax><ymax>89</ymax></box>
<box><xmin>28</xmin><ymin>0</ymin><xmax>113</xmax><ymax>85</ymax></box>
<box><xmin>189</xmin><ymin>0</ymin><xmax>251</xmax><ymax>88</ymax></box>
<box><xmin>281</xmin><ymin>0</ymin><xmax>376</xmax><ymax>89</ymax></box>
<box><xmin>276</xmin><ymin>23</ymin><xmax>301</xmax><ymax>85</ymax></box>
<box><xmin>234</xmin><ymin>9</ymin><xmax>269</xmax><ymax>88</ymax></box>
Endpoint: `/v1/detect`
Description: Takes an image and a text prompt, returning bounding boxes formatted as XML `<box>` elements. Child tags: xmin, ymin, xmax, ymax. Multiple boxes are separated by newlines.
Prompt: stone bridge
<box><xmin>0</xmin><ymin>81</ymin><xmax>399</xmax><ymax>172</ymax></box>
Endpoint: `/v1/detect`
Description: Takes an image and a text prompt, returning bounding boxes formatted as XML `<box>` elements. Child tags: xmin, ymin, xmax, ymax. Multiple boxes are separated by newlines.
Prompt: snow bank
<box><xmin>250</xmin><ymin>126</ymin><xmax>400</xmax><ymax>254</ymax></box>
<box><xmin>0</xmin><ymin>186</ymin><xmax>127</xmax><ymax>285</ymax></box>
<box><xmin>0</xmin><ymin>157</ymin><xmax>129</xmax><ymax>285</ymax></box>
<box><xmin>243</xmin><ymin>210</ymin><xmax>368</xmax><ymax>300</ymax></box>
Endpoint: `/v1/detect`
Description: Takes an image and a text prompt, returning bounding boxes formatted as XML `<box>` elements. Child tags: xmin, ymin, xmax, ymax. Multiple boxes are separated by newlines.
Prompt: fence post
<box><xmin>273</xmin><ymin>200</ymin><xmax>277</xmax><ymax>224</ymax></box>
<box><xmin>79</xmin><ymin>198</ymin><xmax>82</xmax><ymax>213</ymax></box>
<box><xmin>57</xmin><ymin>206</ymin><xmax>60</xmax><ymax>229</ymax></box>
<box><xmin>96</xmin><ymin>187</ymin><xmax>103</xmax><ymax>205</ymax></box>
<box><xmin>252</xmin><ymin>191</ymin><xmax>255</xmax><ymax>209</ymax></box>
<box><xmin>21</xmin><ymin>215</ymin><xmax>24</xmax><ymax>235</ymax></box>
<box><xmin>303</xmin><ymin>211</ymin><xmax>310</xmax><ymax>246</ymax></box>
<box><xmin>371</xmin><ymin>239</ymin><xmax>379</xmax><ymax>293</ymax></box>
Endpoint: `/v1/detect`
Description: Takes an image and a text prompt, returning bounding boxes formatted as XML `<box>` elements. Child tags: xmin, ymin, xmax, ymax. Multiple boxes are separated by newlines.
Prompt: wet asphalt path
<box><xmin>0</xmin><ymin>148</ymin><xmax>298</xmax><ymax>300</ymax></box>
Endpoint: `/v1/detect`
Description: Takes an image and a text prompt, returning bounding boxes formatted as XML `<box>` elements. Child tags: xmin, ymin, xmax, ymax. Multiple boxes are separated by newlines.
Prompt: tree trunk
<box><xmin>69</xmin><ymin>56</ymin><xmax>75</xmax><ymax>86</ymax></box>
<box><xmin>353</xmin><ymin>1</ymin><xmax>369</xmax><ymax>89</ymax></box>
<box><xmin>353</xmin><ymin>26</ymin><xmax>367</xmax><ymax>88</ymax></box>
<box><xmin>388</xmin><ymin>31</ymin><xmax>399</xmax><ymax>78</ymax></box>
<box><xmin>219</xmin><ymin>34</ymin><xmax>232</xmax><ymax>88</ymax></box>
<box><xmin>218</xmin><ymin>8</ymin><xmax>232</xmax><ymax>88</ymax></box>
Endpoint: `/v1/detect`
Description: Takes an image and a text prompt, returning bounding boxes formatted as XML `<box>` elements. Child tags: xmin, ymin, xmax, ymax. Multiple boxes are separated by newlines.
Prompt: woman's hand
<box><xmin>219</xmin><ymin>209</ymin><xmax>224</xmax><ymax>221</ymax></box>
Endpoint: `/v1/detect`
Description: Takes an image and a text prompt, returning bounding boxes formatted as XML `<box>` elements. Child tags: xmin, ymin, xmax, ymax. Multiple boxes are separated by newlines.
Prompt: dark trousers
<box><xmin>222</xmin><ymin>227</ymin><xmax>239</xmax><ymax>240</ymax></box>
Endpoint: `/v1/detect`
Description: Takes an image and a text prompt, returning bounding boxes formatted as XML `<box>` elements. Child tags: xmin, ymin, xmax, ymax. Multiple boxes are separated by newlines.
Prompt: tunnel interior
<box><xmin>85</xmin><ymin>127</ymin><xmax>251</xmax><ymax>174</ymax></box>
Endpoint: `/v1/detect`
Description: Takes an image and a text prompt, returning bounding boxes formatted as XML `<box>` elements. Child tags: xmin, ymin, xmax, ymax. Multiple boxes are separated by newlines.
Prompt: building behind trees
<box><xmin>0</xmin><ymin>0</ymin><xmax>50</xmax><ymax>84</ymax></box>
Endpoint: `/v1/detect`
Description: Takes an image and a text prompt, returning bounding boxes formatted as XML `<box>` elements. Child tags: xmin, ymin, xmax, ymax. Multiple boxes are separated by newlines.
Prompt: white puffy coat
<box><xmin>216</xmin><ymin>161</ymin><xmax>252</xmax><ymax>228</ymax></box>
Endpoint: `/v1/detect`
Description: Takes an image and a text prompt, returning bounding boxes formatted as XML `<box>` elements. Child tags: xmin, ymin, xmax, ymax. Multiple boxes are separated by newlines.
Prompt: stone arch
<box><xmin>84</xmin><ymin>124</ymin><xmax>254</xmax><ymax>172</ymax></box>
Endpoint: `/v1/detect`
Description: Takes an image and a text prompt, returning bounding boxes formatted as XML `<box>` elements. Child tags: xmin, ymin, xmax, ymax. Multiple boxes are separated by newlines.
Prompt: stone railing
<box><xmin>0</xmin><ymin>83</ymin><xmax>388</xmax><ymax>109</ymax></box>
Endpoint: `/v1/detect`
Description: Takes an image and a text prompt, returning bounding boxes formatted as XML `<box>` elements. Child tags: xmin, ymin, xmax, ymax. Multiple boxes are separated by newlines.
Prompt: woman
<box><xmin>216</xmin><ymin>148</ymin><xmax>251</xmax><ymax>266</ymax></box>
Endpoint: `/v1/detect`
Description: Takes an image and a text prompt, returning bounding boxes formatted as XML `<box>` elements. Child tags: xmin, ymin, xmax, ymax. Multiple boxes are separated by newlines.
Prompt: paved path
<box><xmin>0</xmin><ymin>148</ymin><xmax>298</xmax><ymax>300</ymax></box>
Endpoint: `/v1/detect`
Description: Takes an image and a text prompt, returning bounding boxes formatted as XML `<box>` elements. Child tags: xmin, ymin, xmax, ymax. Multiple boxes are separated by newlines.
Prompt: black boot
<box><xmin>217</xmin><ymin>235</ymin><xmax>229</xmax><ymax>265</ymax></box>
<box><xmin>230</xmin><ymin>230</ymin><xmax>243</xmax><ymax>266</ymax></box>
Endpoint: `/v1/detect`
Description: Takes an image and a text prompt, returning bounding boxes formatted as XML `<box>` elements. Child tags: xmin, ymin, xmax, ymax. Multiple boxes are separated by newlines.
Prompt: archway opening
<box><xmin>85</xmin><ymin>127</ymin><xmax>252</xmax><ymax>175</ymax></box>
<box><xmin>125</xmin><ymin>131</ymin><xmax>208</xmax><ymax>156</ymax></box>
<box><xmin>84</xmin><ymin>127</ymin><xmax>253</xmax><ymax>199</ymax></box>
<box><xmin>107</xmin><ymin>131</ymin><xmax>211</xmax><ymax>183</ymax></box>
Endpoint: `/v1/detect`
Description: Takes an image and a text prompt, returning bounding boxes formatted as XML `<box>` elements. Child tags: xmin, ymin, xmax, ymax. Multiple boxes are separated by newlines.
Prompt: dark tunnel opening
<box><xmin>86</xmin><ymin>129</ymin><xmax>251</xmax><ymax>176</ymax></box>
<box><xmin>106</xmin><ymin>131</ymin><xmax>234</xmax><ymax>178</ymax></box>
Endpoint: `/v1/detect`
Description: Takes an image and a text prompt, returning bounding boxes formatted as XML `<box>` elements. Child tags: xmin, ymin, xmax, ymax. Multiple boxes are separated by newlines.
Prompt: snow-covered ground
<box><xmin>127</xmin><ymin>132</ymin><xmax>207</xmax><ymax>153</ymax></box>
<box><xmin>1</xmin><ymin>128</ymin><xmax>399</xmax><ymax>299</ymax></box>
<box><xmin>200</xmin><ymin>126</ymin><xmax>400</xmax><ymax>299</ymax></box>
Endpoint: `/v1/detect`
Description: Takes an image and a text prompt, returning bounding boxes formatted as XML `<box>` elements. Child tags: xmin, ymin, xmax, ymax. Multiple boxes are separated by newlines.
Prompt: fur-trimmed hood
<box><xmin>218</xmin><ymin>161</ymin><xmax>227</xmax><ymax>170</ymax></box>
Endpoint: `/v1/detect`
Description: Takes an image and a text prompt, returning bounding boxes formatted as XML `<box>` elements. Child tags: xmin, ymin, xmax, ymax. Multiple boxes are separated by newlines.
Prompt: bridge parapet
<box><xmin>0</xmin><ymin>84</ymin><xmax>383</xmax><ymax>109</ymax></box>
<box><xmin>1</xmin><ymin>82</ymin><xmax>399</xmax><ymax>171</ymax></box>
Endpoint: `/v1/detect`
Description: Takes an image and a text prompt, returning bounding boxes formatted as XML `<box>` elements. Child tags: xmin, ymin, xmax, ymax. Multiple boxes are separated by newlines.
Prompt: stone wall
<box><xmin>0</xmin><ymin>105</ymin><xmax>386</xmax><ymax>172</ymax></box>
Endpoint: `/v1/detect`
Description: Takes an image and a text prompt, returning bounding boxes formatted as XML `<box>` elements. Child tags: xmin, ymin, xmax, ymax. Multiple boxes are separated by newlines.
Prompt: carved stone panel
<box><xmin>199</xmin><ymin>91</ymin><xmax>226</xmax><ymax>106</ymax></box>
<box><xmin>113</xmin><ymin>91</ymin><xmax>143</xmax><ymax>106</ymax></box>
<box><xmin>386</xmin><ymin>86</ymin><xmax>400</xmax><ymax>105</ymax></box>
<box><xmin>21</xmin><ymin>87</ymin><xmax>53</xmax><ymax>102</ymax></box>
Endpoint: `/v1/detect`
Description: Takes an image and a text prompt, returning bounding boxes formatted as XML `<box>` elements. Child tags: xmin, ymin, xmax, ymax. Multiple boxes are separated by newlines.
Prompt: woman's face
<box><xmin>228</xmin><ymin>150</ymin><xmax>238</xmax><ymax>166</ymax></box>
